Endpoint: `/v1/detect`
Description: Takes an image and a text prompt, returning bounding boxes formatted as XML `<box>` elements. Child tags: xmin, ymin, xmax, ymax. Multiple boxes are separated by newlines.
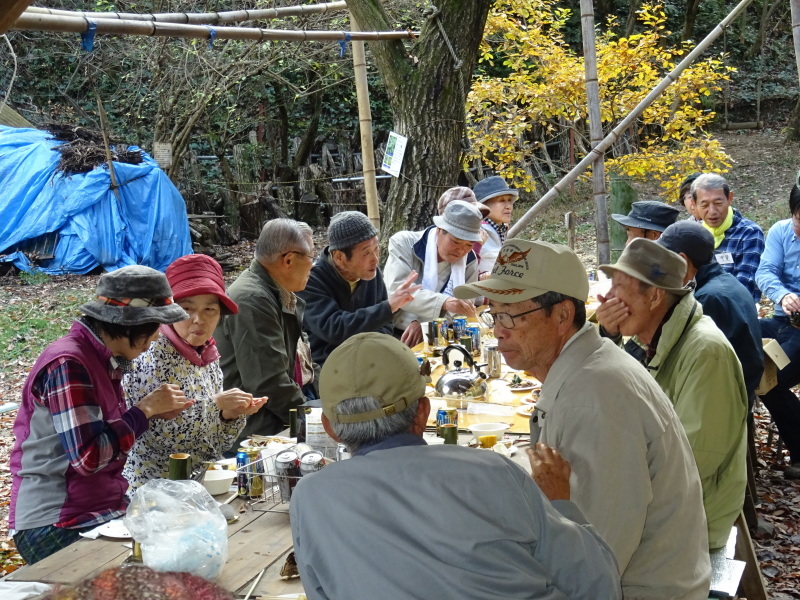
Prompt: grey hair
<box><xmin>534</xmin><ymin>291</ymin><xmax>586</xmax><ymax>328</ymax></box>
<box><xmin>691</xmin><ymin>173</ymin><xmax>730</xmax><ymax>200</ymax></box>
<box><xmin>255</xmin><ymin>218</ymin><xmax>314</xmax><ymax>262</ymax></box>
<box><xmin>331</xmin><ymin>396</ymin><xmax>420</xmax><ymax>453</ymax></box>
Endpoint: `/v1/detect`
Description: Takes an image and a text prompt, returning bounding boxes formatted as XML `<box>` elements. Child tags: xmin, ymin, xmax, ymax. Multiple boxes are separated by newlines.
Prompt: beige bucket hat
<box><xmin>599</xmin><ymin>238</ymin><xmax>690</xmax><ymax>296</ymax></box>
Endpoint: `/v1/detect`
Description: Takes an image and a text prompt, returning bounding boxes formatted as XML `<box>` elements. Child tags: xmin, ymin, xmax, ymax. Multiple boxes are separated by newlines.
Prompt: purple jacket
<box><xmin>10</xmin><ymin>321</ymin><xmax>147</xmax><ymax>530</ymax></box>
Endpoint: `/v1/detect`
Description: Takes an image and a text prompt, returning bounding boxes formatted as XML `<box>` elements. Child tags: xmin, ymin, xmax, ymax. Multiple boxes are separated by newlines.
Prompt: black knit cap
<box><xmin>328</xmin><ymin>211</ymin><xmax>378</xmax><ymax>251</ymax></box>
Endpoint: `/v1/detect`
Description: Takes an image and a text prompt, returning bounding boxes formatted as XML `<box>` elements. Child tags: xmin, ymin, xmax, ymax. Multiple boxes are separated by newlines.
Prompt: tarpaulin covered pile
<box><xmin>0</xmin><ymin>125</ymin><xmax>191</xmax><ymax>274</ymax></box>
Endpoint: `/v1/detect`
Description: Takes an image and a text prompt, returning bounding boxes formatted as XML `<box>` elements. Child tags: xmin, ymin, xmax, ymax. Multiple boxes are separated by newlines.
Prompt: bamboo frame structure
<box><xmin>350</xmin><ymin>11</ymin><xmax>380</xmax><ymax>229</ymax></box>
<box><xmin>23</xmin><ymin>1</ymin><xmax>348</xmax><ymax>25</ymax></box>
<box><xmin>580</xmin><ymin>0</ymin><xmax>609</xmax><ymax>264</ymax></box>
<box><xmin>508</xmin><ymin>0</ymin><xmax>757</xmax><ymax>239</ymax></box>
<box><xmin>12</xmin><ymin>12</ymin><xmax>416</xmax><ymax>42</ymax></box>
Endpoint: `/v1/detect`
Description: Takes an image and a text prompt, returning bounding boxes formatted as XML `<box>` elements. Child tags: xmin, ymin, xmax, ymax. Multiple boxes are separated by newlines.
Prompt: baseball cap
<box><xmin>453</xmin><ymin>239</ymin><xmax>589</xmax><ymax>303</ymax></box>
<box><xmin>320</xmin><ymin>333</ymin><xmax>428</xmax><ymax>424</ymax></box>
<box><xmin>657</xmin><ymin>221</ymin><xmax>714</xmax><ymax>267</ymax></box>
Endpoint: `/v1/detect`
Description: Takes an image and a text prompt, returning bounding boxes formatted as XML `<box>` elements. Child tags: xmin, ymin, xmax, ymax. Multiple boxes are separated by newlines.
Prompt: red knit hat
<box><xmin>166</xmin><ymin>254</ymin><xmax>238</xmax><ymax>315</ymax></box>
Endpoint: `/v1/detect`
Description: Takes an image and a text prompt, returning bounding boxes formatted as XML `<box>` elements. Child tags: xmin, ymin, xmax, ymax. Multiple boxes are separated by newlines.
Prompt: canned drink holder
<box><xmin>235</xmin><ymin>443</ymin><xmax>338</xmax><ymax>510</ymax></box>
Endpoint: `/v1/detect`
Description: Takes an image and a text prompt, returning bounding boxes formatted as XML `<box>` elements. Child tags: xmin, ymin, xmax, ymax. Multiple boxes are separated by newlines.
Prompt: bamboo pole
<box><xmin>23</xmin><ymin>1</ymin><xmax>348</xmax><ymax>25</ymax></box>
<box><xmin>508</xmin><ymin>0</ymin><xmax>756</xmax><ymax>239</ymax></box>
<box><xmin>11</xmin><ymin>13</ymin><xmax>417</xmax><ymax>42</ymax></box>
<box><xmin>580</xmin><ymin>0</ymin><xmax>609</xmax><ymax>265</ymax></box>
<box><xmin>350</xmin><ymin>11</ymin><xmax>380</xmax><ymax>230</ymax></box>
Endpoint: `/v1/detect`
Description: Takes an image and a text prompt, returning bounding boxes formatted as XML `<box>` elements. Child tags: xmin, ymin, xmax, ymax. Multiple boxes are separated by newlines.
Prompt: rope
<box><xmin>431</xmin><ymin>12</ymin><xmax>469</xmax><ymax>150</ymax></box>
<box><xmin>206</xmin><ymin>26</ymin><xmax>217</xmax><ymax>49</ymax></box>
<box><xmin>81</xmin><ymin>19</ymin><xmax>97</xmax><ymax>52</ymax></box>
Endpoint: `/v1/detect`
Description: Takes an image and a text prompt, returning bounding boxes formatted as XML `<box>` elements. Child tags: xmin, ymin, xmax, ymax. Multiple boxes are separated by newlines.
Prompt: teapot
<box><xmin>435</xmin><ymin>344</ymin><xmax>488</xmax><ymax>399</ymax></box>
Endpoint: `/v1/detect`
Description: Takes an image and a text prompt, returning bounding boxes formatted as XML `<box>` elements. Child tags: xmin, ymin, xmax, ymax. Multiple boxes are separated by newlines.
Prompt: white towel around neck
<box><xmin>422</xmin><ymin>228</ymin><xmax>466</xmax><ymax>295</ymax></box>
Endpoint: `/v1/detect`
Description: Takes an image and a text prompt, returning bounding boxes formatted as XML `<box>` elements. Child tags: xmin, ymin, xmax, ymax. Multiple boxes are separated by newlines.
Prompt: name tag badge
<box><xmin>715</xmin><ymin>252</ymin><xmax>734</xmax><ymax>265</ymax></box>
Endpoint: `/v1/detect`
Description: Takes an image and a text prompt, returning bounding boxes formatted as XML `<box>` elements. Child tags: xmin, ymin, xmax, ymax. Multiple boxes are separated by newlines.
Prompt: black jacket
<box><xmin>299</xmin><ymin>248</ymin><xmax>394</xmax><ymax>365</ymax></box>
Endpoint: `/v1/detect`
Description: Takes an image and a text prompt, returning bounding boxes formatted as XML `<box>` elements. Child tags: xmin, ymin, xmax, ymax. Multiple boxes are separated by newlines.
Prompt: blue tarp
<box><xmin>0</xmin><ymin>126</ymin><xmax>192</xmax><ymax>274</ymax></box>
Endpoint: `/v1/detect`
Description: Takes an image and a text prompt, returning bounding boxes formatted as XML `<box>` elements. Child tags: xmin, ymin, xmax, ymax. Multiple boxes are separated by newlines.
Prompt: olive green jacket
<box><xmin>638</xmin><ymin>292</ymin><xmax>748</xmax><ymax>549</ymax></box>
<box><xmin>215</xmin><ymin>259</ymin><xmax>307</xmax><ymax>445</ymax></box>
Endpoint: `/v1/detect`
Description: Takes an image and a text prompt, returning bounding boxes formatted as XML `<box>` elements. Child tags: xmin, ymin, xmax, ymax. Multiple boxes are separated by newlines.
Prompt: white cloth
<box><xmin>530</xmin><ymin>325</ymin><xmax>711</xmax><ymax>600</ymax></box>
<box><xmin>422</xmin><ymin>228</ymin><xmax>465</xmax><ymax>295</ymax></box>
<box><xmin>0</xmin><ymin>582</ymin><xmax>53</xmax><ymax>600</ymax></box>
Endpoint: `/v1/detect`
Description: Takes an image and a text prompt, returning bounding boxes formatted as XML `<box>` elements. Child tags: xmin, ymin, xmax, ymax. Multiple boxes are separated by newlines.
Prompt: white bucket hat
<box><xmin>432</xmin><ymin>200</ymin><xmax>483</xmax><ymax>243</ymax></box>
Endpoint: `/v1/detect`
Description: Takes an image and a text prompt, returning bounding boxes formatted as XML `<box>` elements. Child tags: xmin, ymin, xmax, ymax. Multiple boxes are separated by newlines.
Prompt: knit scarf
<box><xmin>702</xmin><ymin>206</ymin><xmax>734</xmax><ymax>249</ymax></box>
<box><xmin>422</xmin><ymin>228</ymin><xmax>466</xmax><ymax>295</ymax></box>
<box><xmin>160</xmin><ymin>323</ymin><xmax>220</xmax><ymax>367</ymax></box>
<box><xmin>484</xmin><ymin>217</ymin><xmax>509</xmax><ymax>243</ymax></box>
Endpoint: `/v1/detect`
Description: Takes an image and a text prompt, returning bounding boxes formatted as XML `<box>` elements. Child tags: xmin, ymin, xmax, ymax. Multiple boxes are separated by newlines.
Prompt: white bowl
<box><xmin>202</xmin><ymin>469</ymin><xmax>237</xmax><ymax>495</ymax></box>
<box><xmin>468</xmin><ymin>422</ymin><xmax>511</xmax><ymax>440</ymax></box>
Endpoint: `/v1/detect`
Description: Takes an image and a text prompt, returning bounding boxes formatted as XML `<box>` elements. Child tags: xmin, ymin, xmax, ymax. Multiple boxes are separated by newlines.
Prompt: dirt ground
<box><xmin>1</xmin><ymin>129</ymin><xmax>800</xmax><ymax>594</ymax></box>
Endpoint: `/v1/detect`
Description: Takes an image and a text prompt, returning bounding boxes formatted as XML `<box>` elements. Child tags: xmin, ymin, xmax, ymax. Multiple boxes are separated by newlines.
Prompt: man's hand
<box><xmin>527</xmin><ymin>442</ymin><xmax>571</xmax><ymax>501</ymax></box>
<box><xmin>782</xmin><ymin>293</ymin><xmax>800</xmax><ymax>315</ymax></box>
<box><xmin>400</xmin><ymin>320</ymin><xmax>423</xmax><ymax>347</ymax></box>
<box><xmin>137</xmin><ymin>384</ymin><xmax>194</xmax><ymax>420</ymax></box>
<box><xmin>214</xmin><ymin>389</ymin><xmax>268</xmax><ymax>420</ymax></box>
<box><xmin>595</xmin><ymin>293</ymin><xmax>630</xmax><ymax>337</ymax></box>
<box><xmin>443</xmin><ymin>297</ymin><xmax>477</xmax><ymax>318</ymax></box>
<box><xmin>388</xmin><ymin>271</ymin><xmax>422</xmax><ymax>313</ymax></box>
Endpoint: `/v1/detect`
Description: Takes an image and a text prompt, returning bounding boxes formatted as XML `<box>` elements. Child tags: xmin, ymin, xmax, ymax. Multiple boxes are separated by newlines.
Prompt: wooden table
<box><xmin>5</xmin><ymin>497</ymin><xmax>305</xmax><ymax>598</ymax></box>
<box><xmin>421</xmin><ymin>345</ymin><xmax>537</xmax><ymax>435</ymax></box>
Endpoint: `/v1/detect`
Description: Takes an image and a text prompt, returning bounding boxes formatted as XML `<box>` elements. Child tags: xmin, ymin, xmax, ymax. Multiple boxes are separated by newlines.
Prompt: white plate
<box><xmin>507</xmin><ymin>383</ymin><xmax>538</xmax><ymax>392</ymax></box>
<box><xmin>94</xmin><ymin>519</ymin><xmax>131</xmax><ymax>539</ymax></box>
<box><xmin>516</xmin><ymin>405</ymin><xmax>536</xmax><ymax>417</ymax></box>
<box><xmin>520</xmin><ymin>396</ymin><xmax>538</xmax><ymax>404</ymax></box>
<box><xmin>240</xmin><ymin>436</ymin><xmax>294</xmax><ymax>449</ymax></box>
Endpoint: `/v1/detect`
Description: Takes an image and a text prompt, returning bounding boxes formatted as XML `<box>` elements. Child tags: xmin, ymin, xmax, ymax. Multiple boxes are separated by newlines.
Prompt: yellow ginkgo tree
<box><xmin>467</xmin><ymin>0</ymin><xmax>733</xmax><ymax>198</ymax></box>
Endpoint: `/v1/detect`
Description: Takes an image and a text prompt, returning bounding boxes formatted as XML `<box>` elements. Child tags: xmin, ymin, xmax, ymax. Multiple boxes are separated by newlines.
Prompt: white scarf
<box><xmin>422</xmin><ymin>228</ymin><xmax>466</xmax><ymax>295</ymax></box>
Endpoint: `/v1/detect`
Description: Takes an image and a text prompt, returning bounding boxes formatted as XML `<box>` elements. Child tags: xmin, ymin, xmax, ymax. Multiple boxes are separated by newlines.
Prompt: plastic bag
<box><xmin>124</xmin><ymin>479</ymin><xmax>228</xmax><ymax>581</ymax></box>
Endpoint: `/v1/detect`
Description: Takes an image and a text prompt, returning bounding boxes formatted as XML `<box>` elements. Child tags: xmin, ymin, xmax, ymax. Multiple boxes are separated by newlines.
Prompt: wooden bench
<box><xmin>709</xmin><ymin>512</ymin><xmax>768</xmax><ymax>599</ymax></box>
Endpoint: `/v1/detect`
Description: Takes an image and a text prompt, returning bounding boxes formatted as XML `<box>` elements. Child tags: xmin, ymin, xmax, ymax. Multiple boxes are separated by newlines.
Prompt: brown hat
<box><xmin>599</xmin><ymin>238</ymin><xmax>690</xmax><ymax>296</ymax></box>
<box><xmin>166</xmin><ymin>254</ymin><xmax>238</xmax><ymax>315</ymax></box>
<box><xmin>320</xmin><ymin>333</ymin><xmax>427</xmax><ymax>424</ymax></box>
<box><xmin>454</xmin><ymin>239</ymin><xmax>589</xmax><ymax>303</ymax></box>
<box><xmin>81</xmin><ymin>265</ymin><xmax>189</xmax><ymax>326</ymax></box>
<box><xmin>437</xmin><ymin>187</ymin><xmax>490</xmax><ymax>217</ymax></box>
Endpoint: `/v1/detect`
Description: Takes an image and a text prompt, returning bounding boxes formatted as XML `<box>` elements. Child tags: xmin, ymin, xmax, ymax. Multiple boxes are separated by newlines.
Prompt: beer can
<box><xmin>336</xmin><ymin>443</ymin><xmax>351</xmax><ymax>461</ymax></box>
<box><xmin>245</xmin><ymin>448</ymin><xmax>264</xmax><ymax>499</ymax></box>
<box><xmin>434</xmin><ymin>318</ymin><xmax>447</xmax><ymax>346</ymax></box>
<box><xmin>452</xmin><ymin>317</ymin><xmax>468</xmax><ymax>340</ymax></box>
<box><xmin>299</xmin><ymin>451</ymin><xmax>325</xmax><ymax>476</ymax></box>
<box><xmin>459</xmin><ymin>335</ymin><xmax>473</xmax><ymax>354</ymax></box>
<box><xmin>236</xmin><ymin>448</ymin><xmax>250</xmax><ymax>498</ymax></box>
<box><xmin>427</xmin><ymin>321</ymin><xmax>439</xmax><ymax>347</ymax></box>
<box><xmin>293</xmin><ymin>443</ymin><xmax>314</xmax><ymax>458</ymax></box>
<box><xmin>275</xmin><ymin>450</ymin><xmax>300</xmax><ymax>501</ymax></box>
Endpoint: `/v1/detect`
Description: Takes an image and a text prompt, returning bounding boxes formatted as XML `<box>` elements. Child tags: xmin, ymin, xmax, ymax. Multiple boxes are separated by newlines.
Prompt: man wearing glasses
<box><xmin>454</xmin><ymin>239</ymin><xmax>711</xmax><ymax>600</ymax></box>
<box><xmin>215</xmin><ymin>218</ymin><xmax>318</xmax><ymax>445</ymax></box>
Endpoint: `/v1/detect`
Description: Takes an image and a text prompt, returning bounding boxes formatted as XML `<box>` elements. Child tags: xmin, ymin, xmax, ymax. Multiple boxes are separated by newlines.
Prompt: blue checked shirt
<box><xmin>756</xmin><ymin>218</ymin><xmax>800</xmax><ymax>317</ymax></box>
<box><xmin>715</xmin><ymin>209</ymin><xmax>765</xmax><ymax>302</ymax></box>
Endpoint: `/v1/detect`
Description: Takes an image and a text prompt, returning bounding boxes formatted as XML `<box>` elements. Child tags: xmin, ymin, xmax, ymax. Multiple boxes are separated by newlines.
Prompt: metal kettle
<box><xmin>435</xmin><ymin>344</ymin><xmax>488</xmax><ymax>399</ymax></box>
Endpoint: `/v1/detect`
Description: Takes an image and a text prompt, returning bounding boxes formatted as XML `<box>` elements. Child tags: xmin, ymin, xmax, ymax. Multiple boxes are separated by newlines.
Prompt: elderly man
<box><xmin>215</xmin><ymin>218</ymin><xmax>316</xmax><ymax>444</ymax></box>
<box><xmin>678</xmin><ymin>173</ymin><xmax>701</xmax><ymax>221</ymax></box>
<box><xmin>756</xmin><ymin>181</ymin><xmax>800</xmax><ymax>479</ymax></box>
<box><xmin>611</xmin><ymin>200</ymin><xmax>680</xmax><ymax>245</ymax></box>
<box><xmin>657</xmin><ymin>221</ymin><xmax>763</xmax><ymax>404</ymax></box>
<box><xmin>455</xmin><ymin>240</ymin><xmax>710</xmax><ymax>599</ymax></box>
<box><xmin>596</xmin><ymin>239</ymin><xmax>748</xmax><ymax>549</ymax></box>
<box><xmin>384</xmin><ymin>200</ymin><xmax>482</xmax><ymax>347</ymax></box>
<box><xmin>692</xmin><ymin>173</ymin><xmax>764</xmax><ymax>302</ymax></box>
<box><xmin>290</xmin><ymin>332</ymin><xmax>622</xmax><ymax>600</ymax></box>
<box><xmin>299</xmin><ymin>211</ymin><xmax>420</xmax><ymax>365</ymax></box>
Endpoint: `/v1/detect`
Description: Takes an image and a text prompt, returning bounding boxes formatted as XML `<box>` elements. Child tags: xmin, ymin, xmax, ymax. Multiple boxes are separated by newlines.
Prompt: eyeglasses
<box><xmin>483</xmin><ymin>305</ymin><xmax>549</xmax><ymax>329</ymax></box>
<box><xmin>283</xmin><ymin>250</ymin><xmax>317</xmax><ymax>261</ymax></box>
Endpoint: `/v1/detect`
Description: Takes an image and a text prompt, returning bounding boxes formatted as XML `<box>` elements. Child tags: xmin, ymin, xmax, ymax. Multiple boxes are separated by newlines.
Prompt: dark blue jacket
<box><xmin>299</xmin><ymin>247</ymin><xmax>394</xmax><ymax>365</ymax></box>
<box><xmin>694</xmin><ymin>261</ymin><xmax>764</xmax><ymax>399</ymax></box>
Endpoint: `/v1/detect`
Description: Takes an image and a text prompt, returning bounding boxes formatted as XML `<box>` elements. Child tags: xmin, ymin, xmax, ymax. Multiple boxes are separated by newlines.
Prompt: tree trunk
<box><xmin>345</xmin><ymin>0</ymin><xmax>490</xmax><ymax>239</ymax></box>
<box><xmin>682</xmin><ymin>0</ymin><xmax>703</xmax><ymax>41</ymax></box>
<box><xmin>745</xmin><ymin>0</ymin><xmax>784</xmax><ymax>59</ymax></box>
<box><xmin>788</xmin><ymin>0</ymin><xmax>800</xmax><ymax>141</ymax></box>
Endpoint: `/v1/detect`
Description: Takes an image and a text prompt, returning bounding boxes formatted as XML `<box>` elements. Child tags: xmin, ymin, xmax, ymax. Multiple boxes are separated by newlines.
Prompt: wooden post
<box><xmin>350</xmin><ymin>11</ymin><xmax>380</xmax><ymax>230</ymax></box>
<box><xmin>507</xmin><ymin>0</ymin><xmax>757</xmax><ymax>239</ymax></box>
<box><xmin>565</xmin><ymin>212</ymin><xmax>576</xmax><ymax>250</ymax></box>
<box><xmin>580</xmin><ymin>0</ymin><xmax>610</xmax><ymax>265</ymax></box>
<box><xmin>0</xmin><ymin>0</ymin><xmax>32</xmax><ymax>35</ymax></box>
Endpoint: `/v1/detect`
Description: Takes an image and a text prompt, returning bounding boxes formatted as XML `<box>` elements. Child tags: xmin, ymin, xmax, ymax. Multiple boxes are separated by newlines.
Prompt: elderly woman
<box><xmin>10</xmin><ymin>266</ymin><xmax>193</xmax><ymax>564</ymax></box>
<box><xmin>123</xmin><ymin>254</ymin><xmax>266</xmax><ymax>490</ymax></box>
<box><xmin>473</xmin><ymin>176</ymin><xmax>519</xmax><ymax>277</ymax></box>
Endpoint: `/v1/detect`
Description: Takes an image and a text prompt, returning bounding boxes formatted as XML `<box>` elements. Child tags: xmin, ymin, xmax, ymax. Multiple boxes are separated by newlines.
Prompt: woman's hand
<box><xmin>215</xmin><ymin>388</ymin><xmax>268</xmax><ymax>420</ymax></box>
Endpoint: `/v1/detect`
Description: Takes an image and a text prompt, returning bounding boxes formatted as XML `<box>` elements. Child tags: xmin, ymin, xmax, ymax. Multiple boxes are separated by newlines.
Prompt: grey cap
<box><xmin>611</xmin><ymin>201</ymin><xmax>681</xmax><ymax>232</ymax></box>
<box><xmin>599</xmin><ymin>238</ymin><xmax>690</xmax><ymax>296</ymax></box>
<box><xmin>432</xmin><ymin>200</ymin><xmax>483</xmax><ymax>243</ymax></box>
<box><xmin>657</xmin><ymin>221</ymin><xmax>715</xmax><ymax>267</ymax></box>
<box><xmin>80</xmin><ymin>265</ymin><xmax>189</xmax><ymax>326</ymax></box>
<box><xmin>473</xmin><ymin>176</ymin><xmax>518</xmax><ymax>204</ymax></box>
<box><xmin>328</xmin><ymin>211</ymin><xmax>378</xmax><ymax>251</ymax></box>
